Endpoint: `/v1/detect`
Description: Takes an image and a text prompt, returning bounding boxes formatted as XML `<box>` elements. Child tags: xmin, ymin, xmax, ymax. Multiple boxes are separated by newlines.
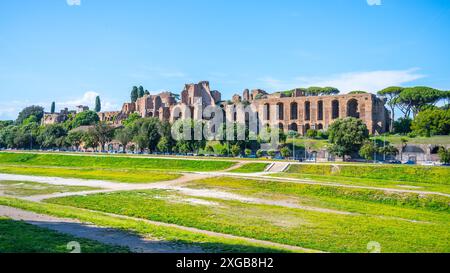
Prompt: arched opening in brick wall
<box><xmin>290</xmin><ymin>102</ymin><xmax>298</xmax><ymax>120</ymax></box>
<box><xmin>347</xmin><ymin>99</ymin><xmax>360</xmax><ymax>118</ymax></box>
<box><xmin>317</xmin><ymin>101</ymin><xmax>324</xmax><ymax>120</ymax></box>
<box><xmin>289</xmin><ymin>123</ymin><xmax>298</xmax><ymax>133</ymax></box>
<box><xmin>277</xmin><ymin>103</ymin><xmax>284</xmax><ymax>120</ymax></box>
<box><xmin>278</xmin><ymin>123</ymin><xmax>284</xmax><ymax>131</ymax></box>
<box><xmin>304</xmin><ymin>123</ymin><xmax>311</xmax><ymax>134</ymax></box>
<box><xmin>332</xmin><ymin>100</ymin><xmax>339</xmax><ymax>119</ymax></box>
<box><xmin>304</xmin><ymin>101</ymin><xmax>311</xmax><ymax>121</ymax></box>
<box><xmin>264</xmin><ymin>103</ymin><xmax>271</xmax><ymax>121</ymax></box>
<box><xmin>317</xmin><ymin>123</ymin><xmax>324</xmax><ymax>130</ymax></box>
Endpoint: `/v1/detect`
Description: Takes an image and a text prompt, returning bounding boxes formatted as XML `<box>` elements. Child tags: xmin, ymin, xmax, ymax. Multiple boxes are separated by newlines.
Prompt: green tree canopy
<box><xmin>66</xmin><ymin>131</ymin><xmax>84</xmax><ymax>151</ymax></box>
<box><xmin>95</xmin><ymin>96</ymin><xmax>101</xmax><ymax>112</ymax></box>
<box><xmin>393</xmin><ymin>117</ymin><xmax>412</xmax><ymax>135</ymax></box>
<box><xmin>16</xmin><ymin>105</ymin><xmax>44</xmax><ymax>125</ymax></box>
<box><xmin>438</xmin><ymin>147</ymin><xmax>450</xmax><ymax>164</ymax></box>
<box><xmin>37</xmin><ymin>124</ymin><xmax>68</xmax><ymax>149</ymax></box>
<box><xmin>328</xmin><ymin>117</ymin><xmax>369</xmax><ymax>160</ymax></box>
<box><xmin>138</xmin><ymin>86</ymin><xmax>145</xmax><ymax>98</ymax></box>
<box><xmin>132</xmin><ymin>117</ymin><xmax>163</xmax><ymax>152</ymax></box>
<box><xmin>394</xmin><ymin>86</ymin><xmax>445</xmax><ymax>118</ymax></box>
<box><xmin>359</xmin><ymin>141</ymin><xmax>377</xmax><ymax>161</ymax></box>
<box><xmin>87</xmin><ymin>122</ymin><xmax>115</xmax><ymax>152</ymax></box>
<box><xmin>71</xmin><ymin>110</ymin><xmax>100</xmax><ymax>129</ymax></box>
<box><xmin>131</xmin><ymin>86</ymin><xmax>139</xmax><ymax>103</ymax></box>
<box><xmin>411</xmin><ymin>108</ymin><xmax>450</xmax><ymax>137</ymax></box>
<box><xmin>114</xmin><ymin>127</ymin><xmax>133</xmax><ymax>152</ymax></box>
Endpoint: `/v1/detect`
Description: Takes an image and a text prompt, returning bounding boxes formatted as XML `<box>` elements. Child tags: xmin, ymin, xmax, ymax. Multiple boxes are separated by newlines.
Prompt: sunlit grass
<box><xmin>0</xmin><ymin>217</ymin><xmax>129</xmax><ymax>253</ymax></box>
<box><xmin>0</xmin><ymin>180</ymin><xmax>98</xmax><ymax>196</ymax></box>
<box><xmin>0</xmin><ymin>165</ymin><xmax>180</xmax><ymax>184</ymax></box>
<box><xmin>45</xmin><ymin>182</ymin><xmax>450</xmax><ymax>253</ymax></box>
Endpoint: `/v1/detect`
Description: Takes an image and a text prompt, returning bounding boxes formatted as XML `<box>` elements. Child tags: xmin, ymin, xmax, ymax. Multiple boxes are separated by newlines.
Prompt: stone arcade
<box><xmin>97</xmin><ymin>81</ymin><xmax>390</xmax><ymax>135</ymax></box>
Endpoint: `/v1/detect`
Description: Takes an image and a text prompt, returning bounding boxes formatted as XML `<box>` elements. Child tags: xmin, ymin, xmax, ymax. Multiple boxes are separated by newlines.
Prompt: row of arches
<box><xmin>278</xmin><ymin>123</ymin><xmax>324</xmax><ymax>134</ymax></box>
<box><xmin>262</xmin><ymin>99</ymin><xmax>361</xmax><ymax>121</ymax></box>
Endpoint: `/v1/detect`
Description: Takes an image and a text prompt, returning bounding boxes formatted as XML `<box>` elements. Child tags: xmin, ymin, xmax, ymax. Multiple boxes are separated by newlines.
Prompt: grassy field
<box><xmin>45</xmin><ymin>179</ymin><xmax>450</xmax><ymax>253</ymax></box>
<box><xmin>0</xmin><ymin>180</ymin><xmax>97</xmax><ymax>196</ymax></box>
<box><xmin>270</xmin><ymin>172</ymin><xmax>450</xmax><ymax>194</ymax></box>
<box><xmin>229</xmin><ymin>163</ymin><xmax>269</xmax><ymax>173</ymax></box>
<box><xmin>0</xmin><ymin>152</ymin><xmax>236</xmax><ymax>172</ymax></box>
<box><xmin>0</xmin><ymin>197</ymin><xmax>295</xmax><ymax>253</ymax></box>
<box><xmin>372</xmin><ymin>135</ymin><xmax>450</xmax><ymax>145</ymax></box>
<box><xmin>286</xmin><ymin>164</ymin><xmax>450</xmax><ymax>184</ymax></box>
<box><xmin>0</xmin><ymin>165</ymin><xmax>180</xmax><ymax>184</ymax></box>
<box><xmin>0</xmin><ymin>217</ymin><xmax>129</xmax><ymax>253</ymax></box>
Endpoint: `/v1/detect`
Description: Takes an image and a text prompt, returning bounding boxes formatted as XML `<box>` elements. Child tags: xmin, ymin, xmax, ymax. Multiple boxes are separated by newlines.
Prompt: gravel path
<box><xmin>0</xmin><ymin>205</ymin><xmax>203</xmax><ymax>253</ymax></box>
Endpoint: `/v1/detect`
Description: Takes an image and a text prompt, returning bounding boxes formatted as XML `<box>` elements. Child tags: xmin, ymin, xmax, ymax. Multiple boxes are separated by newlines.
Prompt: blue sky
<box><xmin>0</xmin><ymin>0</ymin><xmax>449</xmax><ymax>120</ymax></box>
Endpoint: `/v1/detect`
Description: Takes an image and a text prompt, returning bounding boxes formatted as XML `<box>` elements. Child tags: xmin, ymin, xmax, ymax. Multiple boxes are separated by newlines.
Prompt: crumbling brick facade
<box><xmin>97</xmin><ymin>81</ymin><xmax>390</xmax><ymax>135</ymax></box>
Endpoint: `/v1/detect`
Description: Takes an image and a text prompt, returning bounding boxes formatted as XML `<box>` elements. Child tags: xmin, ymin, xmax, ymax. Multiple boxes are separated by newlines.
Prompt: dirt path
<box><xmin>0</xmin><ymin>205</ymin><xmax>321</xmax><ymax>253</ymax></box>
<box><xmin>159</xmin><ymin>185</ymin><xmax>353</xmax><ymax>215</ymax></box>
<box><xmin>189</xmin><ymin>172</ymin><xmax>450</xmax><ymax>197</ymax></box>
<box><xmin>0</xmin><ymin>205</ymin><xmax>203</xmax><ymax>253</ymax></box>
<box><xmin>0</xmin><ymin>173</ymin><xmax>214</xmax><ymax>202</ymax></box>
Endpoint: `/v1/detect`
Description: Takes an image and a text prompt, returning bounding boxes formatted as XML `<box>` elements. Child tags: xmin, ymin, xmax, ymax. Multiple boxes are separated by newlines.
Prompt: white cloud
<box><xmin>57</xmin><ymin>91</ymin><xmax>118</xmax><ymax>112</ymax></box>
<box><xmin>367</xmin><ymin>0</ymin><xmax>381</xmax><ymax>6</ymax></box>
<box><xmin>66</xmin><ymin>0</ymin><xmax>81</xmax><ymax>6</ymax></box>
<box><xmin>0</xmin><ymin>91</ymin><xmax>119</xmax><ymax>120</ymax></box>
<box><xmin>259</xmin><ymin>68</ymin><xmax>425</xmax><ymax>93</ymax></box>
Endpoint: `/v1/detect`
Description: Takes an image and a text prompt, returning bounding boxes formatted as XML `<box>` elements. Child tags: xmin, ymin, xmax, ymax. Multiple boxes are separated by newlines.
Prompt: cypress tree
<box><xmin>95</xmin><ymin>96</ymin><xmax>101</xmax><ymax>112</ymax></box>
<box><xmin>131</xmin><ymin>86</ymin><xmax>139</xmax><ymax>103</ymax></box>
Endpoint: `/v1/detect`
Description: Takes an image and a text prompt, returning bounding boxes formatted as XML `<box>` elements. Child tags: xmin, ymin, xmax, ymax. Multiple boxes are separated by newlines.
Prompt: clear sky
<box><xmin>0</xmin><ymin>0</ymin><xmax>449</xmax><ymax>120</ymax></box>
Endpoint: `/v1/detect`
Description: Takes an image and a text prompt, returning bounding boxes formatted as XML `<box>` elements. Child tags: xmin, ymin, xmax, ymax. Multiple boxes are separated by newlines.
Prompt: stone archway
<box><xmin>332</xmin><ymin>100</ymin><xmax>340</xmax><ymax>119</ymax></box>
<box><xmin>289</xmin><ymin>123</ymin><xmax>298</xmax><ymax>133</ymax></box>
<box><xmin>277</xmin><ymin>102</ymin><xmax>284</xmax><ymax>120</ymax></box>
<box><xmin>347</xmin><ymin>99</ymin><xmax>359</xmax><ymax>118</ymax></box>
<box><xmin>304</xmin><ymin>124</ymin><xmax>311</xmax><ymax>135</ymax></box>
<box><xmin>305</xmin><ymin>101</ymin><xmax>311</xmax><ymax>121</ymax></box>
<box><xmin>264</xmin><ymin>103</ymin><xmax>271</xmax><ymax>121</ymax></box>
<box><xmin>317</xmin><ymin>101</ymin><xmax>324</xmax><ymax>120</ymax></box>
<box><xmin>290</xmin><ymin>102</ymin><xmax>298</xmax><ymax>120</ymax></box>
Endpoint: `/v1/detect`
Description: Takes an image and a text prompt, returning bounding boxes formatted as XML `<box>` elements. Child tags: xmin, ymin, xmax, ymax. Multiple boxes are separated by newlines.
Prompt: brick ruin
<box><xmin>97</xmin><ymin>81</ymin><xmax>390</xmax><ymax>135</ymax></box>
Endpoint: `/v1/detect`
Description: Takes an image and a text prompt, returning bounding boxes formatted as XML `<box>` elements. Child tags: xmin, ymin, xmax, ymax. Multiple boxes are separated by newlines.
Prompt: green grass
<box><xmin>0</xmin><ymin>152</ymin><xmax>236</xmax><ymax>172</ymax></box>
<box><xmin>286</xmin><ymin>164</ymin><xmax>450</xmax><ymax>184</ymax></box>
<box><xmin>45</xmin><ymin>182</ymin><xmax>450</xmax><ymax>253</ymax></box>
<box><xmin>0</xmin><ymin>180</ymin><xmax>98</xmax><ymax>196</ymax></box>
<box><xmin>286</xmin><ymin>138</ymin><xmax>328</xmax><ymax>150</ymax></box>
<box><xmin>0</xmin><ymin>217</ymin><xmax>129</xmax><ymax>253</ymax></box>
<box><xmin>0</xmin><ymin>165</ymin><xmax>180</xmax><ymax>184</ymax></box>
<box><xmin>372</xmin><ymin>135</ymin><xmax>450</xmax><ymax>145</ymax></box>
<box><xmin>185</xmin><ymin>177</ymin><xmax>450</xmax><ymax>213</ymax></box>
<box><xmin>270</xmin><ymin>172</ymin><xmax>450</xmax><ymax>194</ymax></box>
<box><xmin>229</xmin><ymin>163</ymin><xmax>269</xmax><ymax>173</ymax></box>
<box><xmin>0</xmin><ymin>197</ymin><xmax>296</xmax><ymax>253</ymax></box>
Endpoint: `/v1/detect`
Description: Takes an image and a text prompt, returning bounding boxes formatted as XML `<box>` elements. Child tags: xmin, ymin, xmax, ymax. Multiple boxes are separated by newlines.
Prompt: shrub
<box><xmin>256</xmin><ymin>150</ymin><xmax>263</xmax><ymax>158</ymax></box>
<box><xmin>280</xmin><ymin>147</ymin><xmax>291</xmax><ymax>158</ymax></box>
<box><xmin>438</xmin><ymin>148</ymin><xmax>450</xmax><ymax>164</ymax></box>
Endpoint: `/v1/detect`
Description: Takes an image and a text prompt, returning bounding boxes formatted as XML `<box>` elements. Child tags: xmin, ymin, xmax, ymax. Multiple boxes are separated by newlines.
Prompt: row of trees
<box><xmin>378</xmin><ymin>86</ymin><xmax>449</xmax><ymax>131</ymax></box>
<box><xmin>130</xmin><ymin>86</ymin><xmax>150</xmax><ymax>103</ymax></box>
